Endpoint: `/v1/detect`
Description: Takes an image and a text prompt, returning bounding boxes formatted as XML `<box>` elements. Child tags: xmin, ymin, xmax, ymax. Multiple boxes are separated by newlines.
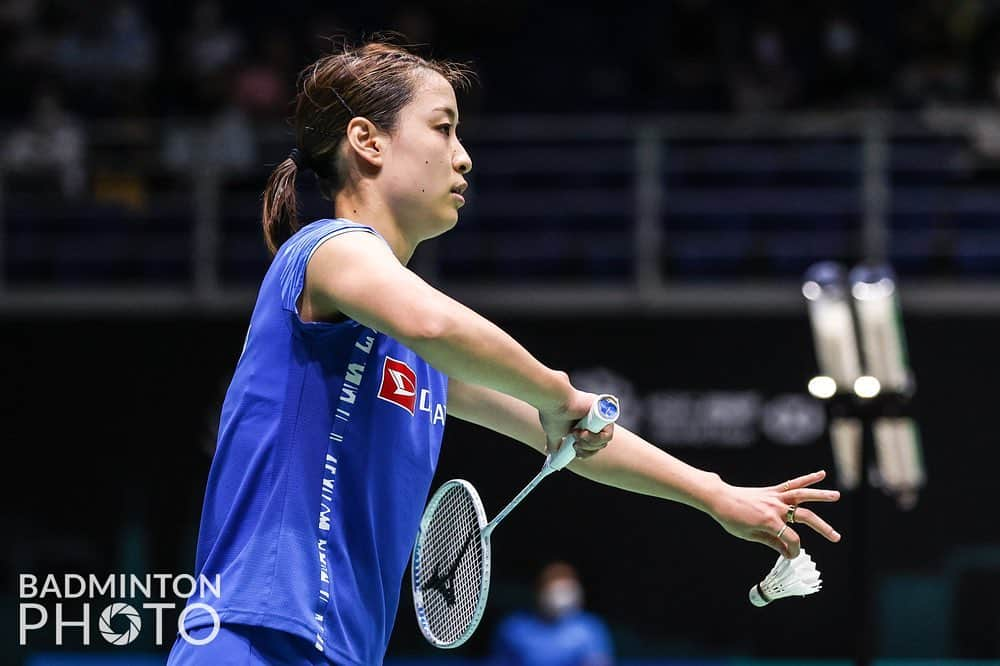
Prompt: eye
<box><xmin>437</xmin><ymin>123</ymin><xmax>452</xmax><ymax>136</ymax></box>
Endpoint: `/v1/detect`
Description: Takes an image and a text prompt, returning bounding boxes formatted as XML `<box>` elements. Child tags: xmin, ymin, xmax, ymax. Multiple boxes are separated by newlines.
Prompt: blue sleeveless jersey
<box><xmin>181</xmin><ymin>219</ymin><xmax>449</xmax><ymax>665</ymax></box>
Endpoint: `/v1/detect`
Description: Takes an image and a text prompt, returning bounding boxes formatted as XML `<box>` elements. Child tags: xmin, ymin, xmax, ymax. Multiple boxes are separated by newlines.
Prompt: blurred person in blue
<box><xmin>491</xmin><ymin>562</ymin><xmax>613</xmax><ymax>666</ymax></box>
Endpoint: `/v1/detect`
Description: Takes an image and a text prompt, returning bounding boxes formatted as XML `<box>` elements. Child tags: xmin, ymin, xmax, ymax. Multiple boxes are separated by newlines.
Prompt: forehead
<box><xmin>404</xmin><ymin>70</ymin><xmax>458</xmax><ymax>119</ymax></box>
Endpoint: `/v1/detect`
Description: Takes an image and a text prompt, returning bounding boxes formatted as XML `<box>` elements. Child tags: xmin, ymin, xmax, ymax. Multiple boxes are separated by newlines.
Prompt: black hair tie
<box><xmin>288</xmin><ymin>146</ymin><xmax>331</xmax><ymax>178</ymax></box>
<box><xmin>288</xmin><ymin>147</ymin><xmax>307</xmax><ymax>170</ymax></box>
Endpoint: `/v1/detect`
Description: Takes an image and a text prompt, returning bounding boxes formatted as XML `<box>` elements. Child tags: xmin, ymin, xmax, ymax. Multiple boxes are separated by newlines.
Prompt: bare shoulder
<box><xmin>309</xmin><ymin>228</ymin><xmax>395</xmax><ymax>272</ymax></box>
<box><xmin>301</xmin><ymin>230</ymin><xmax>398</xmax><ymax>322</ymax></box>
<box><xmin>301</xmin><ymin>229</ymin><xmax>435</xmax><ymax>334</ymax></box>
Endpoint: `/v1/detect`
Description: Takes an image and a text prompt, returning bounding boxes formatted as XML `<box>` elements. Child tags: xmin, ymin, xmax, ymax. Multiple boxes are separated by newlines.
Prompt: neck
<box><xmin>333</xmin><ymin>187</ymin><xmax>417</xmax><ymax>265</ymax></box>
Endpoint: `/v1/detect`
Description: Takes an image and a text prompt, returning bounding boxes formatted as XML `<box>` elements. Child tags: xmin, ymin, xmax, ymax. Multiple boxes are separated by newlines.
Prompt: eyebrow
<box><xmin>431</xmin><ymin>106</ymin><xmax>459</xmax><ymax>124</ymax></box>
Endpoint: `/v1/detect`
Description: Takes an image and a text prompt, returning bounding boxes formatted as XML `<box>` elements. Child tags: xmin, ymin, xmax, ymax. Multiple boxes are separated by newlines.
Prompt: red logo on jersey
<box><xmin>377</xmin><ymin>356</ymin><xmax>417</xmax><ymax>414</ymax></box>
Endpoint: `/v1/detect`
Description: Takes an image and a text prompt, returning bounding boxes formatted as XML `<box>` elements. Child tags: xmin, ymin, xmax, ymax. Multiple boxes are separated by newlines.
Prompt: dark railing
<box><xmin>3</xmin><ymin>111</ymin><xmax>1000</xmax><ymax>314</ymax></box>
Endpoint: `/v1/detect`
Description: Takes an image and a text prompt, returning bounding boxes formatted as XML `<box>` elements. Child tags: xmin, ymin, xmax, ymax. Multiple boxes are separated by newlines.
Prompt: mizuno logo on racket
<box><xmin>378</xmin><ymin>357</ymin><xmax>418</xmax><ymax>414</ymax></box>
<box><xmin>420</xmin><ymin>528</ymin><xmax>477</xmax><ymax>606</ymax></box>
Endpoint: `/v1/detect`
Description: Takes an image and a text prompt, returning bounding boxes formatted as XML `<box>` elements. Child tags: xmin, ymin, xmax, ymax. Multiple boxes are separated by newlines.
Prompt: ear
<box><xmin>344</xmin><ymin>117</ymin><xmax>385</xmax><ymax>169</ymax></box>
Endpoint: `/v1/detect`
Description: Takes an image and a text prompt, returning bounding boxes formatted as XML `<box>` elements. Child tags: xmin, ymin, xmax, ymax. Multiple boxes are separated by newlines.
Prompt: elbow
<box><xmin>396</xmin><ymin>309</ymin><xmax>451</xmax><ymax>346</ymax></box>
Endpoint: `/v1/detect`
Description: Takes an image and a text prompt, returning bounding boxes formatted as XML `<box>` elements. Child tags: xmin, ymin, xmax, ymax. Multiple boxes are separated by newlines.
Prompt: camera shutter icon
<box><xmin>99</xmin><ymin>602</ymin><xmax>142</xmax><ymax>645</ymax></box>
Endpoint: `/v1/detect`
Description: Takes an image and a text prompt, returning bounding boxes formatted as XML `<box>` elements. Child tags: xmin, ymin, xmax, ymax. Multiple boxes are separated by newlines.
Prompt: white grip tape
<box><xmin>548</xmin><ymin>394</ymin><xmax>620</xmax><ymax>471</ymax></box>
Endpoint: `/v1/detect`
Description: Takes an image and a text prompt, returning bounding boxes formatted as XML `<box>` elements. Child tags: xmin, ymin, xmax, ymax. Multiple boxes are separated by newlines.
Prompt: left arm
<box><xmin>447</xmin><ymin>379</ymin><xmax>842</xmax><ymax>558</ymax></box>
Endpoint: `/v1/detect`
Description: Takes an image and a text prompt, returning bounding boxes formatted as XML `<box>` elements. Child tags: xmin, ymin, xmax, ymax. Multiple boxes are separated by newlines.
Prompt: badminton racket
<box><xmin>411</xmin><ymin>394</ymin><xmax>620</xmax><ymax>648</ymax></box>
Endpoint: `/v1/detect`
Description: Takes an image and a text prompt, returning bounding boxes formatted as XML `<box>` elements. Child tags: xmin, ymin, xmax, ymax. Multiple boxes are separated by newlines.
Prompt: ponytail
<box><xmin>261</xmin><ymin>156</ymin><xmax>301</xmax><ymax>256</ymax></box>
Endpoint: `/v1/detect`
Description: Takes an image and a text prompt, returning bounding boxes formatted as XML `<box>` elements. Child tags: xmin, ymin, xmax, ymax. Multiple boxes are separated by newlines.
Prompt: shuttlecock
<box><xmin>748</xmin><ymin>549</ymin><xmax>822</xmax><ymax>607</ymax></box>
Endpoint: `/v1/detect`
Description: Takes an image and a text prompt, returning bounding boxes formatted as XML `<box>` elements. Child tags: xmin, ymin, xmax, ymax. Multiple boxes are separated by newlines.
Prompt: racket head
<box><xmin>411</xmin><ymin>479</ymin><xmax>491</xmax><ymax>648</ymax></box>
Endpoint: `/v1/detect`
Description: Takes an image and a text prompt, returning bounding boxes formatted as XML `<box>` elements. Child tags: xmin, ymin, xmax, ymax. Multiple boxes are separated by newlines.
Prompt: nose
<box><xmin>454</xmin><ymin>143</ymin><xmax>472</xmax><ymax>175</ymax></box>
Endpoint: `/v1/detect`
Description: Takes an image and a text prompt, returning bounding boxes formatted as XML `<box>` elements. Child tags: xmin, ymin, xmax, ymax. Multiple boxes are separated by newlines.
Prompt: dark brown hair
<box><xmin>537</xmin><ymin>561</ymin><xmax>579</xmax><ymax>588</ymax></box>
<box><xmin>261</xmin><ymin>37</ymin><xmax>475</xmax><ymax>255</ymax></box>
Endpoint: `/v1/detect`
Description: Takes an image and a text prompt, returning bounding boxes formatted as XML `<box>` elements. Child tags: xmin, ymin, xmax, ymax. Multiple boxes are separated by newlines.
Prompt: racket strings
<box><xmin>418</xmin><ymin>483</ymin><xmax>485</xmax><ymax>643</ymax></box>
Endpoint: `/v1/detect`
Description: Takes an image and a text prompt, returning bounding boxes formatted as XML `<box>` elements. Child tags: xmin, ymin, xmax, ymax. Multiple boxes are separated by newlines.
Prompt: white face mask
<box><xmin>539</xmin><ymin>579</ymin><xmax>583</xmax><ymax>619</ymax></box>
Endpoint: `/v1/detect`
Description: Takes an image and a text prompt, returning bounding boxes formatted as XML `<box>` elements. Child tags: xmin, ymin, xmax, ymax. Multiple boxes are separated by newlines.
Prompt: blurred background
<box><xmin>4</xmin><ymin>0</ymin><xmax>1000</xmax><ymax>664</ymax></box>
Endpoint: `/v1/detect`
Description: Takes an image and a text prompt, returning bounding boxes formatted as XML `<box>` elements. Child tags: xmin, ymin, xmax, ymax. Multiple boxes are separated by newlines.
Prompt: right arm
<box><xmin>302</xmin><ymin>231</ymin><xmax>576</xmax><ymax>415</ymax></box>
<box><xmin>447</xmin><ymin>379</ymin><xmax>842</xmax><ymax>558</ymax></box>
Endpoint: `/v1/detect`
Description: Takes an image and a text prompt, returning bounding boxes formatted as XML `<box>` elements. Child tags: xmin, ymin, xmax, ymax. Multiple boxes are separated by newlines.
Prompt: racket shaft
<box><xmin>482</xmin><ymin>394</ymin><xmax>620</xmax><ymax>538</ymax></box>
<box><xmin>482</xmin><ymin>468</ymin><xmax>547</xmax><ymax>538</ymax></box>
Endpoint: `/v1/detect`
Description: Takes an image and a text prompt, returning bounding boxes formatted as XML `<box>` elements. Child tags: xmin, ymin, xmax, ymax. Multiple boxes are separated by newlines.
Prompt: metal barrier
<box><xmin>3</xmin><ymin>111</ymin><xmax>1000</xmax><ymax>314</ymax></box>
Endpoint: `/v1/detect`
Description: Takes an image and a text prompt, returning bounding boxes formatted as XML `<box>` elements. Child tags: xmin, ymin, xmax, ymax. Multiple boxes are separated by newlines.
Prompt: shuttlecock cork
<box><xmin>749</xmin><ymin>549</ymin><xmax>822</xmax><ymax>607</ymax></box>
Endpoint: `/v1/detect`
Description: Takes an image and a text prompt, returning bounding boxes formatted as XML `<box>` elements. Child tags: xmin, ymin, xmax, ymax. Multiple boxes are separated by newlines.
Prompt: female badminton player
<box><xmin>167</xmin><ymin>38</ymin><xmax>842</xmax><ymax>666</ymax></box>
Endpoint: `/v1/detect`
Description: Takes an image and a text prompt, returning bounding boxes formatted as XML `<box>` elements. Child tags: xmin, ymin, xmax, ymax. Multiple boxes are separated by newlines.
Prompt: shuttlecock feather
<box><xmin>748</xmin><ymin>548</ymin><xmax>822</xmax><ymax>607</ymax></box>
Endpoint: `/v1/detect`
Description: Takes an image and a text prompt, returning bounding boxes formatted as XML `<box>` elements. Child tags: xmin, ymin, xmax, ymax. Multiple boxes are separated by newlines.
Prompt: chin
<box><xmin>426</xmin><ymin>212</ymin><xmax>459</xmax><ymax>238</ymax></box>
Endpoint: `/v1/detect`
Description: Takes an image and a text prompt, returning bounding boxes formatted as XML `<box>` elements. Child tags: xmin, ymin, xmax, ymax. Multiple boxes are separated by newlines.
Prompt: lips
<box><xmin>450</xmin><ymin>182</ymin><xmax>467</xmax><ymax>207</ymax></box>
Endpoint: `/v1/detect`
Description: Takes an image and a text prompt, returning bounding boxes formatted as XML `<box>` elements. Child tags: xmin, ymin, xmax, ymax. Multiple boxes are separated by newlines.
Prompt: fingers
<box><xmin>776</xmin><ymin>524</ymin><xmax>801</xmax><ymax>558</ymax></box>
<box><xmin>790</xmin><ymin>507</ymin><xmax>842</xmax><ymax>543</ymax></box>
<box><xmin>773</xmin><ymin>470</ymin><xmax>827</xmax><ymax>492</ymax></box>
<box><xmin>781</xmin><ymin>488</ymin><xmax>841</xmax><ymax>504</ymax></box>
<box><xmin>575</xmin><ymin>425</ymin><xmax>612</xmax><ymax>448</ymax></box>
<box><xmin>758</xmin><ymin>533</ymin><xmax>790</xmax><ymax>558</ymax></box>
<box><xmin>548</xmin><ymin>431</ymin><xmax>609</xmax><ymax>462</ymax></box>
<box><xmin>544</xmin><ymin>433</ymin><xmax>566</xmax><ymax>457</ymax></box>
<box><xmin>774</xmin><ymin>479</ymin><xmax>842</xmax><ymax>543</ymax></box>
<box><xmin>540</xmin><ymin>402</ymin><xmax>613</xmax><ymax>458</ymax></box>
<box><xmin>571</xmin><ymin>424</ymin><xmax>614</xmax><ymax>459</ymax></box>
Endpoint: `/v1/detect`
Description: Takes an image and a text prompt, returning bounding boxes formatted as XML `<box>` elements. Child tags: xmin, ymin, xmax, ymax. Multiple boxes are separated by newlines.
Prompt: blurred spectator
<box><xmin>968</xmin><ymin>62</ymin><xmax>1000</xmax><ymax>165</ymax></box>
<box><xmin>805</xmin><ymin>13</ymin><xmax>878</xmax><ymax>108</ymax></box>
<box><xmin>50</xmin><ymin>1</ymin><xmax>156</xmax><ymax>114</ymax></box>
<box><xmin>163</xmin><ymin>101</ymin><xmax>256</xmax><ymax>174</ymax></box>
<box><xmin>898</xmin><ymin>56</ymin><xmax>969</xmax><ymax>108</ymax></box>
<box><xmin>728</xmin><ymin>24</ymin><xmax>800</xmax><ymax>112</ymax></box>
<box><xmin>6</xmin><ymin>0</ymin><xmax>1000</xmax><ymax>119</ymax></box>
<box><xmin>179</xmin><ymin>0</ymin><xmax>244</xmax><ymax>111</ymax></box>
<box><xmin>105</xmin><ymin>2</ymin><xmax>156</xmax><ymax>80</ymax></box>
<box><xmin>234</xmin><ymin>30</ymin><xmax>294</xmax><ymax>121</ymax></box>
<box><xmin>181</xmin><ymin>0</ymin><xmax>243</xmax><ymax>79</ymax></box>
<box><xmin>922</xmin><ymin>59</ymin><xmax>1000</xmax><ymax>177</ymax></box>
<box><xmin>3</xmin><ymin>88</ymin><xmax>85</xmax><ymax>198</ymax></box>
<box><xmin>490</xmin><ymin>562</ymin><xmax>613</xmax><ymax>666</ymax></box>
<box><xmin>895</xmin><ymin>0</ymin><xmax>974</xmax><ymax>107</ymax></box>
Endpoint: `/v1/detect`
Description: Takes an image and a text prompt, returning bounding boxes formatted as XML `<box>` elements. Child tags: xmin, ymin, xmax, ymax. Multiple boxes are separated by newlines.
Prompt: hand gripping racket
<box><xmin>411</xmin><ymin>394</ymin><xmax>620</xmax><ymax>648</ymax></box>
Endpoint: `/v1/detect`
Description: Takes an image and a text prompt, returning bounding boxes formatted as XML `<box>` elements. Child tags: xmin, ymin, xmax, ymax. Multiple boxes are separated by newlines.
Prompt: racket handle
<box><xmin>547</xmin><ymin>394</ymin><xmax>620</xmax><ymax>471</ymax></box>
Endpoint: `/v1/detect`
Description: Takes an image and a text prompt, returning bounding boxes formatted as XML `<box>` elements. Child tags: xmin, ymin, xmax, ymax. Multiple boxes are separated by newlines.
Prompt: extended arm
<box><xmin>447</xmin><ymin>379</ymin><xmax>842</xmax><ymax>557</ymax></box>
